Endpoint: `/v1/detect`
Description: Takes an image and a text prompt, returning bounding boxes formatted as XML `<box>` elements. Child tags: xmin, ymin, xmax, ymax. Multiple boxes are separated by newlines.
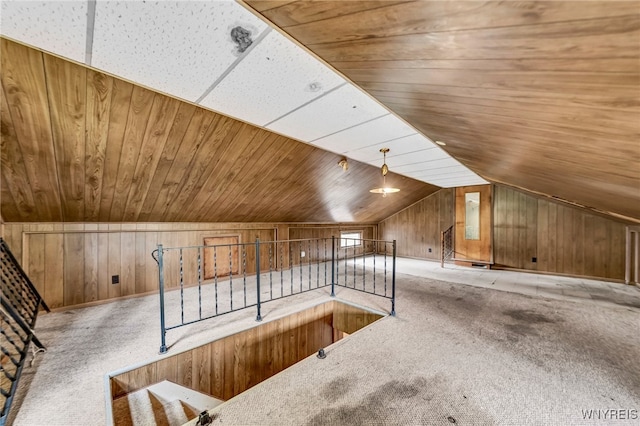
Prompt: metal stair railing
<box><xmin>0</xmin><ymin>238</ymin><xmax>49</xmax><ymax>426</ymax></box>
<box><xmin>153</xmin><ymin>237</ymin><xmax>397</xmax><ymax>353</ymax></box>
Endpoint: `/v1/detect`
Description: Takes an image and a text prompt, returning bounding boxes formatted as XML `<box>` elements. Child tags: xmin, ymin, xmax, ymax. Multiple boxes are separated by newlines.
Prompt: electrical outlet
<box><xmin>301</xmin><ymin>251</ymin><xmax>306</xmax><ymax>258</ymax></box>
<box><xmin>111</xmin><ymin>275</ymin><xmax>120</xmax><ymax>285</ymax></box>
<box><xmin>531</xmin><ymin>257</ymin><xmax>537</xmax><ymax>263</ymax></box>
<box><xmin>428</xmin><ymin>248</ymin><xmax>432</xmax><ymax>253</ymax></box>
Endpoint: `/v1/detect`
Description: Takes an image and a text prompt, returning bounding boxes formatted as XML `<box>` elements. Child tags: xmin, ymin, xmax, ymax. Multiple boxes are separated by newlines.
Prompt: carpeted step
<box><xmin>112</xmin><ymin>380</ymin><xmax>224</xmax><ymax>426</ymax></box>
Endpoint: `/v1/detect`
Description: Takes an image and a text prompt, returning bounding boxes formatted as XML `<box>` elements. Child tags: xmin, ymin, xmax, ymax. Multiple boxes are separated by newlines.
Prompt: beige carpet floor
<box><xmin>8</xmin><ymin>259</ymin><xmax>640</xmax><ymax>426</ymax></box>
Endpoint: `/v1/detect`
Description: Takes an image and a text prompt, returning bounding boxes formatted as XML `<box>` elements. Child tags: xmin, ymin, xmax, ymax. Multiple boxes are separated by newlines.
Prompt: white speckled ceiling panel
<box><xmin>345</xmin><ymin>133</ymin><xmax>433</xmax><ymax>163</ymax></box>
<box><xmin>266</xmin><ymin>83</ymin><xmax>390</xmax><ymax>142</ymax></box>
<box><xmin>429</xmin><ymin>176</ymin><xmax>489</xmax><ymax>188</ymax></box>
<box><xmin>393</xmin><ymin>157</ymin><xmax>462</xmax><ymax>174</ymax></box>
<box><xmin>384</xmin><ymin>148</ymin><xmax>451</xmax><ymax>170</ymax></box>
<box><xmin>91</xmin><ymin>0</ymin><xmax>267</xmax><ymax>102</ymax></box>
<box><xmin>310</xmin><ymin>114</ymin><xmax>417</xmax><ymax>155</ymax></box>
<box><xmin>200</xmin><ymin>30</ymin><xmax>346</xmax><ymax>126</ymax></box>
<box><xmin>0</xmin><ymin>0</ymin><xmax>88</xmax><ymax>63</ymax></box>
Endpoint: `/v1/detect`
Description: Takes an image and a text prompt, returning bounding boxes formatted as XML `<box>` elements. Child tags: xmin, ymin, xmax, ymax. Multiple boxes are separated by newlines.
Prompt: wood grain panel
<box><xmin>84</xmin><ymin>70</ymin><xmax>113</xmax><ymax>221</ymax></box>
<box><xmin>246</xmin><ymin>1</ymin><xmax>640</xmax><ymax>221</ymax></box>
<box><xmin>272</xmin><ymin>1</ymin><xmax>638</xmax><ymax>44</ymax></box>
<box><xmin>1</xmin><ymin>39</ymin><xmax>62</xmax><ymax>221</ymax></box>
<box><xmin>378</xmin><ymin>189</ymin><xmax>454</xmax><ymax>261</ymax></box>
<box><xmin>495</xmin><ymin>185</ymin><xmax>626</xmax><ymax>280</ymax></box>
<box><xmin>109</xmin><ymin>86</ymin><xmax>155</xmax><ymax>221</ymax></box>
<box><xmin>1</xmin><ymin>84</ymin><xmax>36</xmax><ymax>220</ymax></box>
<box><xmin>122</xmin><ymin>95</ymin><xmax>181</xmax><ymax>221</ymax></box>
<box><xmin>43</xmin><ymin>54</ymin><xmax>87</xmax><ymax>221</ymax></box>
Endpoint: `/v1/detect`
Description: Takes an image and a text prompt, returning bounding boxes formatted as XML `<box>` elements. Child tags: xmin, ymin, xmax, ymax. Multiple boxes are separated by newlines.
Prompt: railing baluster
<box><xmin>198</xmin><ymin>247</ymin><xmax>202</xmax><ymax>320</ymax></box>
<box><xmin>299</xmin><ymin>242</ymin><xmax>303</xmax><ymax>293</ymax></box>
<box><xmin>269</xmin><ymin>243</ymin><xmax>273</xmax><ymax>300</ymax></box>
<box><xmin>289</xmin><ymin>241</ymin><xmax>293</xmax><ymax>296</ymax></box>
<box><xmin>256</xmin><ymin>238</ymin><xmax>262</xmax><ymax>321</ymax></box>
<box><xmin>229</xmin><ymin>246</ymin><xmax>233</xmax><ymax>311</ymax></box>
<box><xmin>308</xmin><ymin>240</ymin><xmax>312</xmax><ymax>290</ymax></box>
<box><xmin>362</xmin><ymin>243</ymin><xmax>366</xmax><ymax>291</ymax></box>
<box><xmin>157</xmin><ymin>245</ymin><xmax>167</xmax><ymax>354</ymax></box>
<box><xmin>214</xmin><ymin>246</ymin><xmax>218</xmax><ymax>315</ymax></box>
<box><xmin>180</xmin><ymin>249</ymin><xmax>184</xmax><ymax>325</ymax></box>
<box><xmin>391</xmin><ymin>240</ymin><xmax>397</xmax><ymax>316</ymax></box>
<box><xmin>243</xmin><ymin>245</ymin><xmax>247</xmax><ymax>307</ymax></box>
<box><xmin>384</xmin><ymin>244</ymin><xmax>388</xmax><ymax>297</ymax></box>
<box><xmin>353</xmin><ymin>244</ymin><xmax>356</xmax><ymax>288</ymax></box>
<box><xmin>316</xmin><ymin>239</ymin><xmax>320</xmax><ymax>288</ymax></box>
<box><xmin>280</xmin><ymin>242</ymin><xmax>284</xmax><ymax>297</ymax></box>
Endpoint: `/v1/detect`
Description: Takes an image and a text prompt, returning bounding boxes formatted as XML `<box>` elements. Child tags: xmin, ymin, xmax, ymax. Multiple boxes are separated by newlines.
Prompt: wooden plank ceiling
<box><xmin>0</xmin><ymin>38</ymin><xmax>438</xmax><ymax>223</ymax></box>
<box><xmin>246</xmin><ymin>0</ymin><xmax>640</xmax><ymax>221</ymax></box>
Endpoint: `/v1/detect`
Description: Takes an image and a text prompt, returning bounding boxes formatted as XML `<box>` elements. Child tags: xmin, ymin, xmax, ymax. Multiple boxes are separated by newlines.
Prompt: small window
<box><xmin>340</xmin><ymin>231</ymin><xmax>363</xmax><ymax>248</ymax></box>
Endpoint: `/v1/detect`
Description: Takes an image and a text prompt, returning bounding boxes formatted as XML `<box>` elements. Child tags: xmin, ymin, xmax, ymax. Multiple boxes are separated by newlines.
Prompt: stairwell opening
<box><xmin>106</xmin><ymin>300</ymin><xmax>384</xmax><ymax>426</ymax></box>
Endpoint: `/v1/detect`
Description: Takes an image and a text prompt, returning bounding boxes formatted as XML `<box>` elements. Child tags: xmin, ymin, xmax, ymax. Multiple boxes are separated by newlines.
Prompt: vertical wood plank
<box><xmin>43</xmin><ymin>54</ymin><xmax>86</xmax><ymax>221</ymax></box>
<box><xmin>84</xmin><ymin>232</ymin><xmax>99</xmax><ymax>303</ymax></box>
<box><xmin>27</xmin><ymin>234</ymin><xmax>45</xmax><ymax>298</ymax></box>
<box><xmin>109</xmin><ymin>86</ymin><xmax>155</xmax><ymax>221</ymax></box>
<box><xmin>108</xmin><ymin>231</ymin><xmax>121</xmax><ymax>299</ymax></box>
<box><xmin>84</xmin><ymin>70</ymin><xmax>113</xmax><ymax>221</ymax></box>
<box><xmin>210</xmin><ymin>339</ymin><xmax>225</xmax><ymax>399</ymax></box>
<box><xmin>176</xmin><ymin>350</ymin><xmax>193</xmax><ymax>389</ymax></box>
<box><xmin>1</xmin><ymin>39</ymin><xmax>62</xmax><ymax>221</ymax></box>
<box><xmin>120</xmin><ymin>232</ymin><xmax>136</xmax><ymax>296</ymax></box>
<box><xmin>44</xmin><ymin>233</ymin><xmax>64</xmax><ymax>308</ymax></box>
<box><xmin>63</xmin><ymin>233</ymin><xmax>84</xmax><ymax>306</ymax></box>
<box><xmin>192</xmin><ymin>344</ymin><xmax>211</xmax><ymax>395</ymax></box>
<box><xmin>135</xmin><ymin>232</ymin><xmax>147</xmax><ymax>294</ymax></box>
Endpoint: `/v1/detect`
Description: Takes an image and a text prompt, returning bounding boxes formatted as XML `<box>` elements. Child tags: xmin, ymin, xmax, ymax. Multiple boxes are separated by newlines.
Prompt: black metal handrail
<box><xmin>153</xmin><ymin>236</ymin><xmax>397</xmax><ymax>353</ymax></box>
<box><xmin>441</xmin><ymin>225</ymin><xmax>454</xmax><ymax>267</ymax></box>
<box><xmin>0</xmin><ymin>238</ymin><xmax>49</xmax><ymax>426</ymax></box>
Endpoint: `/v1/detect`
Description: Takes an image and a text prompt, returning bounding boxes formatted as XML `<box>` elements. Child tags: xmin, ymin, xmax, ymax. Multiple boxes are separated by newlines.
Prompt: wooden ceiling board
<box><xmin>246</xmin><ymin>0</ymin><xmax>640</xmax><ymax>220</ymax></box>
<box><xmin>1</xmin><ymin>83</ymin><xmax>36</xmax><ymax>220</ymax></box>
<box><xmin>1</xmin><ymin>38</ymin><xmax>62</xmax><ymax>221</ymax></box>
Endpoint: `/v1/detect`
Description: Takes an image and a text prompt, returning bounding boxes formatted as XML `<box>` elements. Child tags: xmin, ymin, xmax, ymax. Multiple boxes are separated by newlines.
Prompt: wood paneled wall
<box><xmin>288</xmin><ymin>225</ymin><xmax>376</xmax><ymax>263</ymax></box>
<box><xmin>109</xmin><ymin>301</ymin><xmax>382</xmax><ymax>403</ymax></box>
<box><xmin>378</xmin><ymin>189</ymin><xmax>454</xmax><ymax>261</ymax></box>
<box><xmin>493</xmin><ymin>185</ymin><xmax>627</xmax><ymax>280</ymax></box>
<box><xmin>2</xmin><ymin>222</ymin><xmax>373</xmax><ymax>309</ymax></box>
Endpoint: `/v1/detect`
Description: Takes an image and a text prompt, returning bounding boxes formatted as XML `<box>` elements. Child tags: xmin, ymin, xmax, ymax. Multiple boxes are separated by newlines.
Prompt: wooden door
<box><xmin>203</xmin><ymin>236</ymin><xmax>239</xmax><ymax>279</ymax></box>
<box><xmin>455</xmin><ymin>185</ymin><xmax>492</xmax><ymax>263</ymax></box>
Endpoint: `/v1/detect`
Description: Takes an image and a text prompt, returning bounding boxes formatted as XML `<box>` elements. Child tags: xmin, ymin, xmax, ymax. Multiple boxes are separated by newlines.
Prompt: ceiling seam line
<box><xmin>345</xmin><ymin>132</ymin><xmax>419</xmax><ymax>153</ymax></box>
<box><xmin>85</xmin><ymin>0</ymin><xmax>96</xmax><ymax>65</ymax></box>
<box><xmin>309</xmin><ymin>113</ymin><xmax>390</xmax><ymax>143</ymax></box>
<box><xmin>262</xmin><ymin>81</ymin><xmax>348</xmax><ymax>127</ymax></box>
<box><xmin>195</xmin><ymin>27</ymin><xmax>272</xmax><ymax>104</ymax></box>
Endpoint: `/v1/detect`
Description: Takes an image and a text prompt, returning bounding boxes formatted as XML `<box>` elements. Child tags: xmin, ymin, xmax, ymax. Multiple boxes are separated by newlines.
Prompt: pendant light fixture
<box><xmin>370</xmin><ymin>148</ymin><xmax>400</xmax><ymax>197</ymax></box>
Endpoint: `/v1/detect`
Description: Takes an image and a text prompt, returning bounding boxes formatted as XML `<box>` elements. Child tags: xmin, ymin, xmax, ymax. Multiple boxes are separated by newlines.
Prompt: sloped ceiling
<box><xmin>0</xmin><ymin>0</ymin><xmax>489</xmax><ymax>224</ymax></box>
<box><xmin>0</xmin><ymin>38</ymin><xmax>438</xmax><ymax>223</ymax></box>
<box><xmin>245</xmin><ymin>0</ymin><xmax>640</xmax><ymax>221</ymax></box>
<box><xmin>1</xmin><ymin>0</ymin><xmax>638</xmax><ymax>223</ymax></box>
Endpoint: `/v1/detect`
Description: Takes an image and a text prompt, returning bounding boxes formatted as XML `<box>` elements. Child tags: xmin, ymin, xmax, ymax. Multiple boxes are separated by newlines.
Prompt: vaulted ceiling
<box><xmin>1</xmin><ymin>0</ymin><xmax>639</xmax><ymax>223</ymax></box>
<box><xmin>246</xmin><ymin>0</ymin><xmax>640</xmax><ymax>221</ymax></box>
<box><xmin>0</xmin><ymin>38</ymin><xmax>437</xmax><ymax>223</ymax></box>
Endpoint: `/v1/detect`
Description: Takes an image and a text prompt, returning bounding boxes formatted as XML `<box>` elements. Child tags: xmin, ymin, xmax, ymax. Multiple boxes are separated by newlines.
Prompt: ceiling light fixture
<box><xmin>370</xmin><ymin>148</ymin><xmax>400</xmax><ymax>197</ymax></box>
<box><xmin>338</xmin><ymin>158</ymin><xmax>348</xmax><ymax>171</ymax></box>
